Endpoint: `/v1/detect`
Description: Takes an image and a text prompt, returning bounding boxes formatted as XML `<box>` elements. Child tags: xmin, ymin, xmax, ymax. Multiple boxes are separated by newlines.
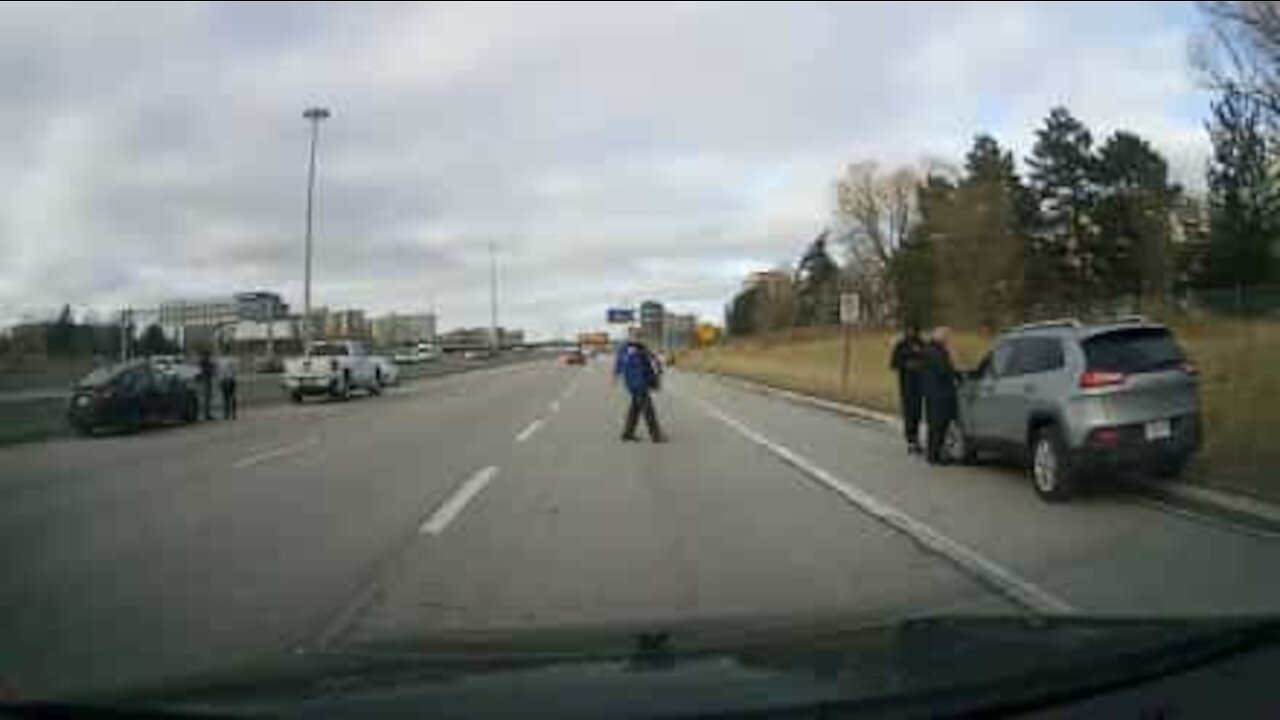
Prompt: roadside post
<box><xmin>839</xmin><ymin>293</ymin><xmax>860</xmax><ymax>399</ymax></box>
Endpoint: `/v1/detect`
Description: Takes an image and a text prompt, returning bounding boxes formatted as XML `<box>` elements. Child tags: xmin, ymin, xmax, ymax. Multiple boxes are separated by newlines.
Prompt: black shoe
<box><xmin>907</xmin><ymin>442</ymin><xmax>922</xmax><ymax>455</ymax></box>
<box><xmin>652</xmin><ymin>435</ymin><xmax>669</xmax><ymax>444</ymax></box>
<box><xmin>621</xmin><ymin>434</ymin><xmax>639</xmax><ymax>442</ymax></box>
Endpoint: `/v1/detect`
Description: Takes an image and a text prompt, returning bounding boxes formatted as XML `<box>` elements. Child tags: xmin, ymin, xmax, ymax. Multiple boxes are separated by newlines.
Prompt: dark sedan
<box><xmin>68</xmin><ymin>360</ymin><xmax>199</xmax><ymax>435</ymax></box>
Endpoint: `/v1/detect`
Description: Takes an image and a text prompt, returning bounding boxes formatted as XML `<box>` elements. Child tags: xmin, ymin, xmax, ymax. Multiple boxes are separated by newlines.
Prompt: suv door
<box><xmin>996</xmin><ymin>336</ymin><xmax>1066</xmax><ymax>446</ymax></box>
<box><xmin>966</xmin><ymin>341</ymin><xmax>1014</xmax><ymax>442</ymax></box>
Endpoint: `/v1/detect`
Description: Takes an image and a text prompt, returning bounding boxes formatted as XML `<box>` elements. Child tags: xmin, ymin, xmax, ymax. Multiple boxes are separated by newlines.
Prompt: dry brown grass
<box><xmin>681</xmin><ymin>319</ymin><xmax>1280</xmax><ymax>501</ymax></box>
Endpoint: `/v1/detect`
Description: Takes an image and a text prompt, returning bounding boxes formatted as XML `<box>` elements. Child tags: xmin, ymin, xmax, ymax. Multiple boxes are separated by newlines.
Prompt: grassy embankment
<box><xmin>679</xmin><ymin>321</ymin><xmax>1280</xmax><ymax>502</ymax></box>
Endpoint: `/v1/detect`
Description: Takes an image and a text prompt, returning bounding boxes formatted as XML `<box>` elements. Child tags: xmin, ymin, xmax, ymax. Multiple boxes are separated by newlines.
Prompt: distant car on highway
<box><xmin>393</xmin><ymin>346</ymin><xmax>439</xmax><ymax>364</ymax></box>
<box><xmin>68</xmin><ymin>360</ymin><xmax>199</xmax><ymax>435</ymax></box>
<box><xmin>946</xmin><ymin>317</ymin><xmax>1200</xmax><ymax>501</ymax></box>
<box><xmin>371</xmin><ymin>355</ymin><xmax>400</xmax><ymax>387</ymax></box>
<box><xmin>282</xmin><ymin>340</ymin><xmax>382</xmax><ymax>402</ymax></box>
<box><xmin>462</xmin><ymin>349</ymin><xmax>492</xmax><ymax>361</ymax></box>
<box><xmin>560</xmin><ymin>350</ymin><xmax>586</xmax><ymax>366</ymax></box>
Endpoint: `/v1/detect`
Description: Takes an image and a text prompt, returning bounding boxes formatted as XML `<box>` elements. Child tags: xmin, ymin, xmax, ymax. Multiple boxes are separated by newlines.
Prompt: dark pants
<box><xmin>200</xmin><ymin>380</ymin><xmax>214</xmax><ymax>420</ymax></box>
<box><xmin>623</xmin><ymin>391</ymin><xmax>663</xmax><ymax>440</ymax></box>
<box><xmin>898</xmin><ymin>372</ymin><xmax>923</xmax><ymax>446</ymax></box>
<box><xmin>220</xmin><ymin>379</ymin><xmax>237</xmax><ymax>419</ymax></box>
<box><xmin>925</xmin><ymin>393</ymin><xmax>957</xmax><ymax>463</ymax></box>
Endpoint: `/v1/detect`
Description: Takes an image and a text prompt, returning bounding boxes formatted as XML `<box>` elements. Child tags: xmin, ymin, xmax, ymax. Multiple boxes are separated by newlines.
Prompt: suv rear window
<box><xmin>1082</xmin><ymin>328</ymin><xmax>1184</xmax><ymax>374</ymax></box>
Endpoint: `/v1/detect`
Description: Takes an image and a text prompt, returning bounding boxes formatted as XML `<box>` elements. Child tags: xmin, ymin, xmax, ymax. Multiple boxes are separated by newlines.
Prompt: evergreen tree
<box><xmin>1095</xmin><ymin>131</ymin><xmax>1177</xmax><ymax>310</ymax></box>
<box><xmin>1026</xmin><ymin>107</ymin><xmax>1100</xmax><ymax>312</ymax></box>
<box><xmin>1203</xmin><ymin>87</ymin><xmax>1280</xmax><ymax>310</ymax></box>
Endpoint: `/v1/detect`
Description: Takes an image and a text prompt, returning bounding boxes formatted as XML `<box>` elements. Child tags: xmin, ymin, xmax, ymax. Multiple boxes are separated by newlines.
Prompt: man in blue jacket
<box><xmin>614</xmin><ymin>335</ymin><xmax>666</xmax><ymax>443</ymax></box>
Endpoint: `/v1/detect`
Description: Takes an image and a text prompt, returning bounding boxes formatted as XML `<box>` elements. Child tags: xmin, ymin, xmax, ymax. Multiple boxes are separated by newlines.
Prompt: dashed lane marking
<box><xmin>232</xmin><ymin>437</ymin><xmax>320</xmax><ymax>470</ymax></box>
<box><xmin>419</xmin><ymin>466</ymin><xmax>499</xmax><ymax>536</ymax></box>
<box><xmin>515</xmin><ymin>419</ymin><xmax>545</xmax><ymax>443</ymax></box>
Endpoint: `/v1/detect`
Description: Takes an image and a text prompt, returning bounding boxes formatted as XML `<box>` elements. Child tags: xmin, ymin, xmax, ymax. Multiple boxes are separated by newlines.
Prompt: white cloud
<box><xmin>0</xmin><ymin>1</ymin><xmax>1209</xmax><ymax>334</ymax></box>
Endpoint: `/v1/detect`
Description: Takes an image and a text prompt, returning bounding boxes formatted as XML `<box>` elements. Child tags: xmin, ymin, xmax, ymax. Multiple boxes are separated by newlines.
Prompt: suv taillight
<box><xmin>1080</xmin><ymin>370</ymin><xmax>1126</xmax><ymax>389</ymax></box>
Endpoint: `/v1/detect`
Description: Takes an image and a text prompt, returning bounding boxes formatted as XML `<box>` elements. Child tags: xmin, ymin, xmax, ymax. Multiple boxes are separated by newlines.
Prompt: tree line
<box><xmin>727</xmin><ymin>1</ymin><xmax>1280</xmax><ymax>335</ymax></box>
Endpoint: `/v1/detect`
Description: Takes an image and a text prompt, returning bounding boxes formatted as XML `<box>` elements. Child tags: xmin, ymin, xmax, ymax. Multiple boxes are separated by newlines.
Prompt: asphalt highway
<box><xmin>3</xmin><ymin>357</ymin><xmax>1280</xmax><ymax>699</ymax></box>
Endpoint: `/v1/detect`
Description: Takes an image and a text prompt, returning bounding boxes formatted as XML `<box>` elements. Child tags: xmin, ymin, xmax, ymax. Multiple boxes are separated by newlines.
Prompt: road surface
<box><xmin>3</xmin><ymin>358</ymin><xmax>1280</xmax><ymax>698</ymax></box>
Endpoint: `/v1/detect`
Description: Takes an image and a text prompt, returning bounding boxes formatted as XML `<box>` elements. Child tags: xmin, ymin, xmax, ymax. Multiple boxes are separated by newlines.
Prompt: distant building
<box><xmin>372</xmin><ymin>313</ymin><xmax>437</xmax><ymax>348</ymax></box>
<box><xmin>159</xmin><ymin>291</ymin><xmax>291</xmax><ymax>351</ymax></box>
<box><xmin>743</xmin><ymin>270</ymin><xmax>793</xmax><ymax>299</ymax></box>
<box><xmin>158</xmin><ymin>298</ymin><xmax>238</xmax><ymax>329</ymax></box>
<box><xmin>325</xmin><ymin>309</ymin><xmax>369</xmax><ymax>340</ymax></box>
<box><xmin>440</xmin><ymin>327</ymin><xmax>524</xmax><ymax>349</ymax></box>
<box><xmin>664</xmin><ymin>313</ymin><xmax>697</xmax><ymax>350</ymax></box>
<box><xmin>233</xmin><ymin>291</ymin><xmax>289</xmax><ymax>322</ymax></box>
<box><xmin>639</xmin><ymin>300</ymin><xmax>665</xmax><ymax>348</ymax></box>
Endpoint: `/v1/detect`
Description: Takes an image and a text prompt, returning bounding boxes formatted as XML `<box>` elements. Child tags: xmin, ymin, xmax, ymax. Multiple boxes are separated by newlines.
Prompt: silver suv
<box><xmin>946</xmin><ymin>318</ymin><xmax>1201</xmax><ymax>502</ymax></box>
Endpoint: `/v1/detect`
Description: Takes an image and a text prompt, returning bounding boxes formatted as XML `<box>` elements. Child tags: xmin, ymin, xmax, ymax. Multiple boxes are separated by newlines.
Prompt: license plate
<box><xmin>1144</xmin><ymin>420</ymin><xmax>1172</xmax><ymax>441</ymax></box>
<box><xmin>75</xmin><ymin>395</ymin><xmax>91</xmax><ymax>407</ymax></box>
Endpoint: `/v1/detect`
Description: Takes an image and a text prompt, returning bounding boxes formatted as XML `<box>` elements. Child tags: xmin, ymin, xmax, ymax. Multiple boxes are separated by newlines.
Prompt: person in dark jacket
<box><xmin>197</xmin><ymin>350</ymin><xmax>216</xmax><ymax>421</ymax></box>
<box><xmin>219</xmin><ymin>358</ymin><xmax>238</xmax><ymax>420</ymax></box>
<box><xmin>889</xmin><ymin>325</ymin><xmax>927</xmax><ymax>454</ymax></box>
<box><xmin>614</xmin><ymin>336</ymin><xmax>666</xmax><ymax>443</ymax></box>
<box><xmin>921</xmin><ymin>326</ymin><xmax>959</xmax><ymax>464</ymax></box>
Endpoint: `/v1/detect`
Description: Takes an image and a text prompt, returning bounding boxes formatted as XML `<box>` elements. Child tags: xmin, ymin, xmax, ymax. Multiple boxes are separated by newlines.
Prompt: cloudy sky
<box><xmin>1</xmin><ymin>1</ymin><xmax>1209</xmax><ymax>337</ymax></box>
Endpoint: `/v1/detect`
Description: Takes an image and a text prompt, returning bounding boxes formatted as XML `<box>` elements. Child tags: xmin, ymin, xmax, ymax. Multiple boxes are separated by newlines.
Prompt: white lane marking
<box><xmin>515</xmin><ymin>418</ymin><xmax>545</xmax><ymax>443</ymax></box>
<box><xmin>1129</xmin><ymin>495</ymin><xmax>1280</xmax><ymax>541</ymax></box>
<box><xmin>419</xmin><ymin>466</ymin><xmax>499</xmax><ymax>536</ymax></box>
<box><xmin>698</xmin><ymin>401</ymin><xmax>1076</xmax><ymax>615</ymax></box>
<box><xmin>549</xmin><ymin>400</ymin><xmax>561</xmax><ymax>413</ymax></box>
<box><xmin>232</xmin><ymin>437</ymin><xmax>319</xmax><ymax>470</ymax></box>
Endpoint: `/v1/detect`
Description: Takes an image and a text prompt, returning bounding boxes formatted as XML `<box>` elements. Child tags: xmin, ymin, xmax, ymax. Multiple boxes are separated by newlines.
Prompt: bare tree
<box><xmin>1196</xmin><ymin>1</ymin><xmax>1280</xmax><ymax>122</ymax></box>
<box><xmin>834</xmin><ymin>161</ymin><xmax>921</xmax><ymax>324</ymax></box>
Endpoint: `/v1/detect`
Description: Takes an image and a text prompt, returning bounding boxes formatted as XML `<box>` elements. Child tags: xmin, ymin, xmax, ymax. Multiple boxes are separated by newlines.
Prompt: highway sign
<box><xmin>607</xmin><ymin>308</ymin><xmax>635</xmax><ymax>324</ymax></box>
<box><xmin>840</xmin><ymin>293</ymin><xmax>861</xmax><ymax>325</ymax></box>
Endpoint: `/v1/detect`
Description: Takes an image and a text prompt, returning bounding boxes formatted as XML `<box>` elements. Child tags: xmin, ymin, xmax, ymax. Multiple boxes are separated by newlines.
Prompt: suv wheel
<box><xmin>1031</xmin><ymin>427</ymin><xmax>1076</xmax><ymax>502</ymax></box>
<box><xmin>943</xmin><ymin>420</ymin><xmax>976</xmax><ymax>465</ymax></box>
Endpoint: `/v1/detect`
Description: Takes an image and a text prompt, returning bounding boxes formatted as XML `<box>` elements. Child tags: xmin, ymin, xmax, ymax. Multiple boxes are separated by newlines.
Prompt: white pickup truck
<box><xmin>283</xmin><ymin>340</ymin><xmax>383</xmax><ymax>402</ymax></box>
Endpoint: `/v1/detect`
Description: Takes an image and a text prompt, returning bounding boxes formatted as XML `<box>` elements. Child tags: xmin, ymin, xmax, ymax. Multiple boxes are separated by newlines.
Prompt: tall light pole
<box><xmin>302</xmin><ymin>106</ymin><xmax>331</xmax><ymax>350</ymax></box>
<box><xmin>488</xmin><ymin>240</ymin><xmax>499</xmax><ymax>352</ymax></box>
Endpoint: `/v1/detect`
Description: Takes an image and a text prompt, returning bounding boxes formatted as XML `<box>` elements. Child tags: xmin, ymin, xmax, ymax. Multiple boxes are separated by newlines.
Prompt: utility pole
<box><xmin>489</xmin><ymin>240</ymin><xmax>498</xmax><ymax>352</ymax></box>
<box><xmin>119</xmin><ymin>307</ymin><xmax>131</xmax><ymax>362</ymax></box>
<box><xmin>301</xmin><ymin>106</ymin><xmax>331</xmax><ymax>351</ymax></box>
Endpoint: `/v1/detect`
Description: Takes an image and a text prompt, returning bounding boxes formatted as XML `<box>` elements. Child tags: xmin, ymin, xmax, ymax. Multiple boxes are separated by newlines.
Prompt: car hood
<box><xmin>65</xmin><ymin>615</ymin><xmax>1280</xmax><ymax>719</ymax></box>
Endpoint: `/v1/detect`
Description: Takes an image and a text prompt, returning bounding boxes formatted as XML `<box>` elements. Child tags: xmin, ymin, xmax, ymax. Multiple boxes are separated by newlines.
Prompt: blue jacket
<box><xmin>614</xmin><ymin>342</ymin><xmax>659</xmax><ymax>394</ymax></box>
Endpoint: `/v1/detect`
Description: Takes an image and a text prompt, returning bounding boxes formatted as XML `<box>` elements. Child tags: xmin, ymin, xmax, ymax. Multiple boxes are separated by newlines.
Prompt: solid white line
<box><xmin>515</xmin><ymin>418</ymin><xmax>545</xmax><ymax>443</ymax></box>
<box><xmin>698</xmin><ymin>401</ymin><xmax>1076</xmax><ymax>615</ymax></box>
<box><xmin>232</xmin><ymin>437</ymin><xmax>319</xmax><ymax>470</ymax></box>
<box><xmin>419</xmin><ymin>466</ymin><xmax>499</xmax><ymax>536</ymax></box>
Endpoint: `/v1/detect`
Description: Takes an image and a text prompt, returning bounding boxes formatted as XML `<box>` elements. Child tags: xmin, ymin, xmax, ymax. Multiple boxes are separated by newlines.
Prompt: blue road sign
<box><xmin>607</xmin><ymin>308</ymin><xmax>635</xmax><ymax>324</ymax></box>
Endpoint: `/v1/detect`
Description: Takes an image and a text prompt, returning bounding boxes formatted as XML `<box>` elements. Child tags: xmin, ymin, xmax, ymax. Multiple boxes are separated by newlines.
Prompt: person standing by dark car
<box><xmin>198</xmin><ymin>350</ymin><xmax>215</xmax><ymax>421</ymax></box>
<box><xmin>219</xmin><ymin>357</ymin><xmax>238</xmax><ymax>420</ymax></box>
<box><xmin>613</xmin><ymin>335</ymin><xmax>666</xmax><ymax>443</ymax></box>
<box><xmin>889</xmin><ymin>325</ymin><xmax>927</xmax><ymax>455</ymax></box>
<box><xmin>922</xmin><ymin>326</ymin><xmax>959</xmax><ymax>465</ymax></box>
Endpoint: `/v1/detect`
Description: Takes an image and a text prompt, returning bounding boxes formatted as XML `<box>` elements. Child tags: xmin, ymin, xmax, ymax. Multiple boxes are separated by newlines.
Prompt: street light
<box><xmin>302</xmin><ymin>106</ymin><xmax>331</xmax><ymax>350</ymax></box>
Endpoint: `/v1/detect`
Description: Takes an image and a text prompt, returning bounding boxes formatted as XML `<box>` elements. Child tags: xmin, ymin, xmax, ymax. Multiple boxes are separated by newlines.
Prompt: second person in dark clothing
<box><xmin>922</xmin><ymin>326</ymin><xmax>960</xmax><ymax>465</ymax></box>
<box><xmin>889</xmin><ymin>326</ymin><xmax>927</xmax><ymax>455</ymax></box>
<box><xmin>614</xmin><ymin>338</ymin><xmax>667</xmax><ymax>443</ymax></box>
<box><xmin>219</xmin><ymin>358</ymin><xmax>238</xmax><ymax>420</ymax></box>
